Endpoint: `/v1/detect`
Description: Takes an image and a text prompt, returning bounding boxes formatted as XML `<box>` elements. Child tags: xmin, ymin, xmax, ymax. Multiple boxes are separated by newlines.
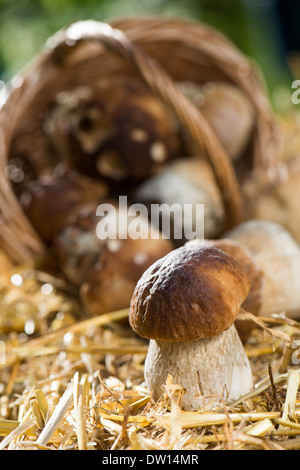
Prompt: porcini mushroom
<box><xmin>129</xmin><ymin>244</ymin><xmax>253</xmax><ymax>410</ymax></box>
<box><xmin>225</xmin><ymin>219</ymin><xmax>300</xmax><ymax>319</ymax></box>
<box><xmin>45</xmin><ymin>77</ymin><xmax>180</xmax><ymax>188</ymax></box>
<box><xmin>20</xmin><ymin>164</ymin><xmax>107</xmax><ymax>244</ymax></box>
<box><xmin>55</xmin><ymin>200</ymin><xmax>173</xmax><ymax>315</ymax></box>
<box><xmin>179</xmin><ymin>81</ymin><xmax>255</xmax><ymax>162</ymax></box>
<box><xmin>81</xmin><ymin>235</ymin><xmax>173</xmax><ymax>316</ymax></box>
<box><xmin>187</xmin><ymin>238</ymin><xmax>263</xmax><ymax>342</ymax></box>
<box><xmin>54</xmin><ymin>204</ymin><xmax>104</xmax><ymax>286</ymax></box>
<box><xmin>134</xmin><ymin>157</ymin><xmax>225</xmax><ymax>241</ymax></box>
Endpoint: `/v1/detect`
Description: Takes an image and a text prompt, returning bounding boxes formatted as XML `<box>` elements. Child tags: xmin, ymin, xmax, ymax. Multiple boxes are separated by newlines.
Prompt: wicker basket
<box><xmin>0</xmin><ymin>16</ymin><xmax>277</xmax><ymax>264</ymax></box>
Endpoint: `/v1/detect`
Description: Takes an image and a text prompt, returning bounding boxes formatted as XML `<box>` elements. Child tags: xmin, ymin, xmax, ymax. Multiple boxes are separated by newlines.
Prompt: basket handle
<box><xmin>48</xmin><ymin>20</ymin><xmax>241</xmax><ymax>231</ymax></box>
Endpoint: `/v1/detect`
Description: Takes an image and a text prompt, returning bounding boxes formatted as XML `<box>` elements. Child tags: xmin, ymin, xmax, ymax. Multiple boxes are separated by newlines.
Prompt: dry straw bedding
<box><xmin>0</xmin><ymin>255</ymin><xmax>300</xmax><ymax>451</ymax></box>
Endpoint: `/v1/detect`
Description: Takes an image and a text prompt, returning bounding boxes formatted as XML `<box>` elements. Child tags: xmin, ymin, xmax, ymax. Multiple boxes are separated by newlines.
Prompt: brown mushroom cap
<box><xmin>20</xmin><ymin>164</ymin><xmax>108</xmax><ymax>244</ymax></box>
<box><xmin>200</xmin><ymin>239</ymin><xmax>263</xmax><ymax>315</ymax></box>
<box><xmin>80</xmin><ymin>236</ymin><xmax>173</xmax><ymax>317</ymax></box>
<box><xmin>129</xmin><ymin>244</ymin><xmax>250</xmax><ymax>342</ymax></box>
<box><xmin>189</xmin><ymin>238</ymin><xmax>263</xmax><ymax>342</ymax></box>
<box><xmin>45</xmin><ymin>77</ymin><xmax>180</xmax><ymax>189</ymax></box>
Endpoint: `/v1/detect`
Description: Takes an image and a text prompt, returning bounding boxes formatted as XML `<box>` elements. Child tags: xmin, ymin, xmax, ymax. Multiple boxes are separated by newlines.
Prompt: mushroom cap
<box><xmin>45</xmin><ymin>77</ymin><xmax>179</xmax><ymax>188</ymax></box>
<box><xmin>225</xmin><ymin>219</ymin><xmax>300</xmax><ymax>259</ymax></box>
<box><xmin>179</xmin><ymin>81</ymin><xmax>255</xmax><ymax>161</ymax></box>
<box><xmin>134</xmin><ymin>157</ymin><xmax>225</xmax><ymax>240</ymax></box>
<box><xmin>80</xmin><ymin>236</ymin><xmax>173</xmax><ymax>317</ymax></box>
<box><xmin>188</xmin><ymin>238</ymin><xmax>263</xmax><ymax>343</ymax></box>
<box><xmin>20</xmin><ymin>164</ymin><xmax>107</xmax><ymax>243</ymax></box>
<box><xmin>129</xmin><ymin>244</ymin><xmax>250</xmax><ymax>342</ymax></box>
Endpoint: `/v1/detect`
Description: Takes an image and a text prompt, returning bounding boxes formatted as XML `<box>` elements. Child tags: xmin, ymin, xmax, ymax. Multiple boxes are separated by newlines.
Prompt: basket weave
<box><xmin>0</xmin><ymin>16</ymin><xmax>277</xmax><ymax>264</ymax></box>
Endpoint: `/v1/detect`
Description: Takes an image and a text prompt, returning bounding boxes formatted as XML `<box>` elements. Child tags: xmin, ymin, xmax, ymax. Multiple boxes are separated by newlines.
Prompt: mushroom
<box><xmin>20</xmin><ymin>164</ymin><xmax>108</xmax><ymax>244</ymax></box>
<box><xmin>45</xmin><ymin>77</ymin><xmax>180</xmax><ymax>188</ymax></box>
<box><xmin>225</xmin><ymin>220</ymin><xmax>300</xmax><ymax>319</ymax></box>
<box><xmin>187</xmin><ymin>238</ymin><xmax>263</xmax><ymax>342</ymax></box>
<box><xmin>55</xmin><ymin>200</ymin><xmax>174</xmax><ymax>315</ymax></box>
<box><xmin>129</xmin><ymin>244</ymin><xmax>253</xmax><ymax>410</ymax></box>
<box><xmin>81</xmin><ymin>235</ymin><xmax>173</xmax><ymax>317</ymax></box>
<box><xmin>54</xmin><ymin>203</ymin><xmax>104</xmax><ymax>286</ymax></box>
<box><xmin>179</xmin><ymin>81</ymin><xmax>255</xmax><ymax>162</ymax></box>
<box><xmin>134</xmin><ymin>157</ymin><xmax>225</xmax><ymax>242</ymax></box>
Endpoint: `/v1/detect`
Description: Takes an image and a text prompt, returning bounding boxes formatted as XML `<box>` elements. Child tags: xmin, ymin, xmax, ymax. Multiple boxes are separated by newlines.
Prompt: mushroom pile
<box><xmin>8</xmin><ymin>59</ymin><xmax>300</xmax><ymax>412</ymax></box>
<box><xmin>11</xmin><ymin>74</ymin><xmax>257</xmax><ymax>319</ymax></box>
<box><xmin>55</xmin><ymin>202</ymin><xmax>173</xmax><ymax>316</ymax></box>
<box><xmin>13</xmin><ymin>72</ymin><xmax>300</xmax><ymax>326</ymax></box>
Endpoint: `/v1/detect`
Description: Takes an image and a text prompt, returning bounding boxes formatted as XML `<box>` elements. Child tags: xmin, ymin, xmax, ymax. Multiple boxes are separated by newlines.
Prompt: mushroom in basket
<box><xmin>20</xmin><ymin>163</ymin><xmax>108</xmax><ymax>244</ymax></box>
<box><xmin>134</xmin><ymin>156</ymin><xmax>225</xmax><ymax>241</ymax></box>
<box><xmin>44</xmin><ymin>77</ymin><xmax>180</xmax><ymax>190</ymax></box>
<box><xmin>55</xmin><ymin>201</ymin><xmax>174</xmax><ymax>316</ymax></box>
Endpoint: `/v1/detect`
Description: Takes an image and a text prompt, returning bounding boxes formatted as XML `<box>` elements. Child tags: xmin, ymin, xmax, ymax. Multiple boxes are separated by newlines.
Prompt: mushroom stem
<box><xmin>144</xmin><ymin>324</ymin><xmax>253</xmax><ymax>411</ymax></box>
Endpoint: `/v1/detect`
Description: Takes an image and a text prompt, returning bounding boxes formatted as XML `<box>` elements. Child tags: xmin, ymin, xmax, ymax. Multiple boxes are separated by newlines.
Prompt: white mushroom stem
<box><xmin>144</xmin><ymin>324</ymin><xmax>253</xmax><ymax>411</ymax></box>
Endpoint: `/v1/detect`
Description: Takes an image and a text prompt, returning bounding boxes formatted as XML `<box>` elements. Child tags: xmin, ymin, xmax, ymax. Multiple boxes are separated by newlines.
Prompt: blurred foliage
<box><xmin>0</xmin><ymin>0</ymin><xmax>293</xmax><ymax>105</ymax></box>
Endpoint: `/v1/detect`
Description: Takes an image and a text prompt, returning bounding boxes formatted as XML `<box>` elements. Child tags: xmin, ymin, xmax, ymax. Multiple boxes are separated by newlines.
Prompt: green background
<box><xmin>0</xmin><ymin>0</ymin><xmax>297</xmax><ymax>111</ymax></box>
